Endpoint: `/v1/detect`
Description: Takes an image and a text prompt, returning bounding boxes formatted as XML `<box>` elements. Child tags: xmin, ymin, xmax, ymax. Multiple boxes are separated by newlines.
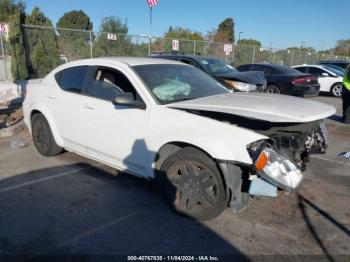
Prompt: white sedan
<box><xmin>23</xmin><ymin>57</ymin><xmax>335</xmax><ymax>220</ymax></box>
<box><xmin>293</xmin><ymin>64</ymin><xmax>344</xmax><ymax>97</ymax></box>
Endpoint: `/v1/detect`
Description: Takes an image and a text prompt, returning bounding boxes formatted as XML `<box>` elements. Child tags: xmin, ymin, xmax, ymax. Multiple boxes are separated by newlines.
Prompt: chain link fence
<box><xmin>1</xmin><ymin>24</ymin><xmax>350</xmax><ymax>81</ymax></box>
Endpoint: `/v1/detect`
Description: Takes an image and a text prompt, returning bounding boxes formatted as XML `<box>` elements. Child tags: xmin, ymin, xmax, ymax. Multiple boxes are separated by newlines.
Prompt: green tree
<box><xmin>334</xmin><ymin>39</ymin><xmax>350</xmax><ymax>56</ymax></box>
<box><xmin>94</xmin><ymin>16</ymin><xmax>131</xmax><ymax>57</ymax></box>
<box><xmin>0</xmin><ymin>0</ymin><xmax>25</xmax><ymax>21</ymax></box>
<box><xmin>213</xmin><ymin>18</ymin><xmax>235</xmax><ymax>43</ymax></box>
<box><xmin>30</xmin><ymin>40</ymin><xmax>56</xmax><ymax>77</ymax></box>
<box><xmin>56</xmin><ymin>10</ymin><xmax>93</xmax><ymax>59</ymax></box>
<box><xmin>237</xmin><ymin>38</ymin><xmax>261</xmax><ymax>47</ymax></box>
<box><xmin>8</xmin><ymin>11</ymin><xmax>28</xmax><ymax>80</ymax></box>
<box><xmin>24</xmin><ymin>7</ymin><xmax>60</xmax><ymax>78</ymax></box>
<box><xmin>158</xmin><ymin>27</ymin><xmax>205</xmax><ymax>54</ymax></box>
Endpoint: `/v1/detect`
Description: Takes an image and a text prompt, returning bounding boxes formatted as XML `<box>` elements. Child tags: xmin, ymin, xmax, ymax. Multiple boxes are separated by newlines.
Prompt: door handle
<box><xmin>83</xmin><ymin>103</ymin><xmax>96</xmax><ymax>110</ymax></box>
<box><xmin>47</xmin><ymin>94</ymin><xmax>55</xmax><ymax>99</ymax></box>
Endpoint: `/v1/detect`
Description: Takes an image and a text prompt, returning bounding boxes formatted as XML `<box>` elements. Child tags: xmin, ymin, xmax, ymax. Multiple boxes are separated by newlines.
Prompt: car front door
<box><xmin>80</xmin><ymin>64</ymin><xmax>150</xmax><ymax>176</ymax></box>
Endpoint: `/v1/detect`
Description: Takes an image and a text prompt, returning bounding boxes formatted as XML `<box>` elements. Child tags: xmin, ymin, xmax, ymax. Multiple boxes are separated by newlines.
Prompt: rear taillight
<box><xmin>292</xmin><ymin>76</ymin><xmax>317</xmax><ymax>85</ymax></box>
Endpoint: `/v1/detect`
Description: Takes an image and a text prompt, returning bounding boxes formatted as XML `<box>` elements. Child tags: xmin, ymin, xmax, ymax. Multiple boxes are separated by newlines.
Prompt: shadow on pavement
<box><xmin>298</xmin><ymin>194</ymin><xmax>350</xmax><ymax>262</ymax></box>
<box><xmin>0</xmin><ymin>162</ymin><xmax>246</xmax><ymax>259</ymax></box>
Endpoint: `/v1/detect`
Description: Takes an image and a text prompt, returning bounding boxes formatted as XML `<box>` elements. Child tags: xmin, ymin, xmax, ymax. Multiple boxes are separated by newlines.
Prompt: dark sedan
<box><xmin>151</xmin><ymin>54</ymin><xmax>267</xmax><ymax>92</ymax></box>
<box><xmin>237</xmin><ymin>63</ymin><xmax>320</xmax><ymax>97</ymax></box>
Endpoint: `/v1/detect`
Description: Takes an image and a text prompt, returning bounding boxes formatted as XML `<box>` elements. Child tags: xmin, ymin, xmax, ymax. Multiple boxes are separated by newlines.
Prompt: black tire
<box><xmin>158</xmin><ymin>147</ymin><xmax>227</xmax><ymax>220</ymax></box>
<box><xmin>31</xmin><ymin>113</ymin><xmax>63</xmax><ymax>156</ymax></box>
<box><xmin>265</xmin><ymin>85</ymin><xmax>281</xmax><ymax>94</ymax></box>
<box><xmin>330</xmin><ymin>83</ymin><xmax>343</xmax><ymax>97</ymax></box>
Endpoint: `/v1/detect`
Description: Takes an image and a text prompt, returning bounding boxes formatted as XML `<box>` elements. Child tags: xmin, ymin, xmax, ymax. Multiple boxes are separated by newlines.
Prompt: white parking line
<box><xmin>0</xmin><ymin>166</ymin><xmax>90</xmax><ymax>193</ymax></box>
<box><xmin>59</xmin><ymin>212</ymin><xmax>137</xmax><ymax>247</ymax></box>
<box><xmin>311</xmin><ymin>155</ymin><xmax>350</xmax><ymax>167</ymax></box>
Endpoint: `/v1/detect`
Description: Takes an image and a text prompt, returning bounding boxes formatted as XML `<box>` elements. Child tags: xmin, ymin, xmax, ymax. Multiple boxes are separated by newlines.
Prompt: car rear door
<box><xmin>79</xmin><ymin>64</ymin><xmax>150</xmax><ymax>175</ymax></box>
<box><xmin>49</xmin><ymin>65</ymin><xmax>92</xmax><ymax>153</ymax></box>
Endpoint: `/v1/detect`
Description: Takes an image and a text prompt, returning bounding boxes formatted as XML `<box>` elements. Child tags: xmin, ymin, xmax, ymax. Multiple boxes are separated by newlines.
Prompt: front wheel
<box><xmin>331</xmin><ymin>83</ymin><xmax>342</xmax><ymax>97</ymax></box>
<box><xmin>265</xmin><ymin>85</ymin><xmax>281</xmax><ymax>94</ymax></box>
<box><xmin>158</xmin><ymin>147</ymin><xmax>227</xmax><ymax>220</ymax></box>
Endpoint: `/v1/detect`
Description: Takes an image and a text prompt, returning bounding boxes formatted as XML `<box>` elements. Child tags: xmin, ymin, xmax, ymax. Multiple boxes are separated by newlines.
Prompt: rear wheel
<box><xmin>265</xmin><ymin>85</ymin><xmax>281</xmax><ymax>94</ymax></box>
<box><xmin>331</xmin><ymin>83</ymin><xmax>342</xmax><ymax>97</ymax></box>
<box><xmin>31</xmin><ymin>113</ymin><xmax>63</xmax><ymax>156</ymax></box>
<box><xmin>158</xmin><ymin>147</ymin><xmax>227</xmax><ymax>220</ymax></box>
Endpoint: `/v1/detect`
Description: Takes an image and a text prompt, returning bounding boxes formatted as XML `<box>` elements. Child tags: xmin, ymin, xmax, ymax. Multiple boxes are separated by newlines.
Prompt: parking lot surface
<box><xmin>0</xmin><ymin>95</ymin><xmax>349</xmax><ymax>258</ymax></box>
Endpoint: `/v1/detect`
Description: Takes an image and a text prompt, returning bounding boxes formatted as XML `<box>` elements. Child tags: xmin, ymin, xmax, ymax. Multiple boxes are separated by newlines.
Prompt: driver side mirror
<box><xmin>112</xmin><ymin>92</ymin><xmax>146</xmax><ymax>109</ymax></box>
<box><xmin>321</xmin><ymin>72</ymin><xmax>329</xmax><ymax>77</ymax></box>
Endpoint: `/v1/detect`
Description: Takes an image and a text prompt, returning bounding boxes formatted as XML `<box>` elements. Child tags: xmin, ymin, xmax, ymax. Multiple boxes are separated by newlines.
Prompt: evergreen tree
<box><xmin>56</xmin><ymin>10</ymin><xmax>93</xmax><ymax>59</ymax></box>
<box><xmin>8</xmin><ymin>11</ymin><xmax>28</xmax><ymax>80</ymax></box>
<box><xmin>94</xmin><ymin>16</ymin><xmax>131</xmax><ymax>57</ymax></box>
<box><xmin>24</xmin><ymin>7</ymin><xmax>59</xmax><ymax>78</ymax></box>
<box><xmin>213</xmin><ymin>18</ymin><xmax>235</xmax><ymax>43</ymax></box>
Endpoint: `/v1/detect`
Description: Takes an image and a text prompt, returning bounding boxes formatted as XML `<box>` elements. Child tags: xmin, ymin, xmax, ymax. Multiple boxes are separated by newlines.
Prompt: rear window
<box><xmin>55</xmin><ymin>66</ymin><xmax>89</xmax><ymax>93</ymax></box>
<box><xmin>294</xmin><ymin>67</ymin><xmax>307</xmax><ymax>73</ymax></box>
<box><xmin>271</xmin><ymin>65</ymin><xmax>301</xmax><ymax>74</ymax></box>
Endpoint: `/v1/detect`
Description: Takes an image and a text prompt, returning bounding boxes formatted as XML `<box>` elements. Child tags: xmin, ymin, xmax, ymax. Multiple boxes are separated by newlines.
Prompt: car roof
<box><xmin>239</xmin><ymin>63</ymin><xmax>287</xmax><ymax>69</ymax></box>
<box><xmin>63</xmin><ymin>57</ymin><xmax>185</xmax><ymax>67</ymax></box>
<box><xmin>293</xmin><ymin>64</ymin><xmax>324</xmax><ymax>68</ymax></box>
<box><xmin>319</xmin><ymin>60</ymin><xmax>349</xmax><ymax>63</ymax></box>
<box><xmin>153</xmin><ymin>54</ymin><xmax>222</xmax><ymax>61</ymax></box>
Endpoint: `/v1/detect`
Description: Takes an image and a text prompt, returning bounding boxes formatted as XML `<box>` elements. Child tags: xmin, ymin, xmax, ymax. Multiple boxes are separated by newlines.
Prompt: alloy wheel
<box><xmin>166</xmin><ymin>160</ymin><xmax>220</xmax><ymax>213</ymax></box>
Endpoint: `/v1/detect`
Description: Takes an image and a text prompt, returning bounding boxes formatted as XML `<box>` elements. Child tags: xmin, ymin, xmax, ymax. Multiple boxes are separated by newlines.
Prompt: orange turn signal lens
<box><xmin>255</xmin><ymin>151</ymin><xmax>268</xmax><ymax>171</ymax></box>
<box><xmin>223</xmin><ymin>79</ymin><xmax>236</xmax><ymax>88</ymax></box>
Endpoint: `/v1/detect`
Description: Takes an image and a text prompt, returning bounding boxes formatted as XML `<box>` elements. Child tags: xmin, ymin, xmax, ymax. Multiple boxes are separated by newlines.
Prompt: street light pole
<box><xmin>238</xmin><ymin>31</ymin><xmax>243</xmax><ymax>44</ymax></box>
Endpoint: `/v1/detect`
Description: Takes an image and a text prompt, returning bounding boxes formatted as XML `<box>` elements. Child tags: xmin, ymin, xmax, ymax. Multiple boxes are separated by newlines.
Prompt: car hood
<box><xmin>167</xmin><ymin>93</ymin><xmax>336</xmax><ymax>123</ymax></box>
<box><xmin>213</xmin><ymin>71</ymin><xmax>266</xmax><ymax>85</ymax></box>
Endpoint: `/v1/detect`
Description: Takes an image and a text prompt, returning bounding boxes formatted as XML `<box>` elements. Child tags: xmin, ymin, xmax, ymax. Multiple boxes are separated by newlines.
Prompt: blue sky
<box><xmin>25</xmin><ymin>0</ymin><xmax>349</xmax><ymax>50</ymax></box>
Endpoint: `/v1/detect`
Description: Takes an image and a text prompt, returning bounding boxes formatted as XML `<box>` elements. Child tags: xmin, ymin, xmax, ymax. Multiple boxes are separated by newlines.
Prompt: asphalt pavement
<box><xmin>0</xmin><ymin>95</ymin><xmax>349</xmax><ymax>259</ymax></box>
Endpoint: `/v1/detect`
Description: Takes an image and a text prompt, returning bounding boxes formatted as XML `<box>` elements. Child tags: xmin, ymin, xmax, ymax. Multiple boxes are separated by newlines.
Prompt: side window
<box><xmin>295</xmin><ymin>67</ymin><xmax>307</xmax><ymax>73</ymax></box>
<box><xmin>309</xmin><ymin>67</ymin><xmax>324</xmax><ymax>76</ymax></box>
<box><xmin>251</xmin><ymin>65</ymin><xmax>271</xmax><ymax>76</ymax></box>
<box><xmin>87</xmin><ymin>67</ymin><xmax>139</xmax><ymax>101</ymax></box>
<box><xmin>179</xmin><ymin>58</ymin><xmax>197</xmax><ymax>67</ymax></box>
<box><xmin>237</xmin><ymin>65</ymin><xmax>251</xmax><ymax>71</ymax></box>
<box><xmin>55</xmin><ymin>66</ymin><xmax>89</xmax><ymax>94</ymax></box>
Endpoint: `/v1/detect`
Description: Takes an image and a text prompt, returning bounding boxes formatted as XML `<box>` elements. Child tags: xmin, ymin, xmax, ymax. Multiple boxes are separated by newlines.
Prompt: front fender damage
<box><xmin>219</xmin><ymin>162</ymin><xmax>250</xmax><ymax>213</ymax></box>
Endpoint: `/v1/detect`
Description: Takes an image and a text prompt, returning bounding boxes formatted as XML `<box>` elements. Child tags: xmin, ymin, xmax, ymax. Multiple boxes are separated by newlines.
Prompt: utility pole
<box><xmin>0</xmin><ymin>31</ymin><xmax>8</xmax><ymax>80</ymax></box>
<box><xmin>270</xmin><ymin>41</ymin><xmax>276</xmax><ymax>63</ymax></box>
<box><xmin>238</xmin><ymin>31</ymin><xmax>243</xmax><ymax>44</ymax></box>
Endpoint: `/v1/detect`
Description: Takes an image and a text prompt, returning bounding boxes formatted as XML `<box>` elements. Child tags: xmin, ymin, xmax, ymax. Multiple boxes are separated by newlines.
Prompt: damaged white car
<box><xmin>23</xmin><ymin>57</ymin><xmax>336</xmax><ymax>220</ymax></box>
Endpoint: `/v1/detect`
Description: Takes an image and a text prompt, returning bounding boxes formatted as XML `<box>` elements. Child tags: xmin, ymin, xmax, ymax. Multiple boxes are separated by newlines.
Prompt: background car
<box><xmin>152</xmin><ymin>54</ymin><xmax>267</xmax><ymax>92</ymax></box>
<box><xmin>293</xmin><ymin>64</ymin><xmax>344</xmax><ymax>97</ymax></box>
<box><xmin>319</xmin><ymin>63</ymin><xmax>346</xmax><ymax>73</ymax></box>
<box><xmin>236</xmin><ymin>63</ymin><xmax>320</xmax><ymax>97</ymax></box>
<box><xmin>318</xmin><ymin>60</ymin><xmax>350</xmax><ymax>70</ymax></box>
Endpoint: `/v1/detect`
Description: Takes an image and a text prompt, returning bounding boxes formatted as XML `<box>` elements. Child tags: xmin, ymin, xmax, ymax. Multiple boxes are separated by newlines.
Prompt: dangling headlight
<box><xmin>253</xmin><ymin>147</ymin><xmax>303</xmax><ymax>191</ymax></box>
<box><xmin>223</xmin><ymin>80</ymin><xmax>257</xmax><ymax>92</ymax></box>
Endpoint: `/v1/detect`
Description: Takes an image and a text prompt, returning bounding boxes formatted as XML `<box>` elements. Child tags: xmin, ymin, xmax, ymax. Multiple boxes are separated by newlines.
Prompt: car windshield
<box><xmin>197</xmin><ymin>58</ymin><xmax>237</xmax><ymax>74</ymax></box>
<box><xmin>322</xmin><ymin>66</ymin><xmax>344</xmax><ymax>77</ymax></box>
<box><xmin>133</xmin><ymin>64</ymin><xmax>229</xmax><ymax>104</ymax></box>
